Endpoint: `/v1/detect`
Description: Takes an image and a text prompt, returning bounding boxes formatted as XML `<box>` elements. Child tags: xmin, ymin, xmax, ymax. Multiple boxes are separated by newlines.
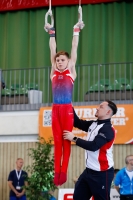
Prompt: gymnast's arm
<box><xmin>69</xmin><ymin>22</ymin><xmax>85</xmax><ymax>80</ymax></box>
<box><xmin>63</xmin><ymin>125</ymin><xmax>115</xmax><ymax>151</ymax></box>
<box><xmin>69</xmin><ymin>34</ymin><xmax>79</xmax><ymax>80</ymax></box>
<box><xmin>49</xmin><ymin>36</ymin><xmax>56</xmax><ymax>79</ymax></box>
<box><xmin>73</xmin><ymin>108</ymin><xmax>94</xmax><ymax>132</ymax></box>
<box><xmin>44</xmin><ymin>23</ymin><xmax>56</xmax><ymax>79</ymax></box>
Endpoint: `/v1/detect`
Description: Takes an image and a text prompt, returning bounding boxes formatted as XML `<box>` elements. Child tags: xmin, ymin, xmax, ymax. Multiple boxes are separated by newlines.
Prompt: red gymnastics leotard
<box><xmin>51</xmin><ymin>68</ymin><xmax>74</xmax><ymax>185</ymax></box>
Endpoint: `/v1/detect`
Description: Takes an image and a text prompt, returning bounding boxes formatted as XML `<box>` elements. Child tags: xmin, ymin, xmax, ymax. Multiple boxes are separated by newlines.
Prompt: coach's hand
<box><xmin>63</xmin><ymin>130</ymin><xmax>75</xmax><ymax>141</ymax></box>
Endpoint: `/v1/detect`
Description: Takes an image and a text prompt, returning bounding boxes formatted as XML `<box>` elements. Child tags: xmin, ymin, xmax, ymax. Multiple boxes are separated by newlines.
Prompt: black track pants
<box><xmin>73</xmin><ymin>167</ymin><xmax>114</xmax><ymax>200</ymax></box>
<box><xmin>120</xmin><ymin>195</ymin><xmax>133</xmax><ymax>200</ymax></box>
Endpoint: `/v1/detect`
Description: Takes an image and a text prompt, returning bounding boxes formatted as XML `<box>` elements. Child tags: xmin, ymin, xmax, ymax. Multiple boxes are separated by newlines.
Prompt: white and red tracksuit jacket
<box><xmin>73</xmin><ymin>110</ymin><xmax>115</xmax><ymax>171</ymax></box>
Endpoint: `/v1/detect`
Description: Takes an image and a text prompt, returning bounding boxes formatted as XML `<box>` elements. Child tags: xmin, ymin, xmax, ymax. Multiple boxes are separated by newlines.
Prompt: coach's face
<box><xmin>95</xmin><ymin>101</ymin><xmax>112</xmax><ymax>120</ymax></box>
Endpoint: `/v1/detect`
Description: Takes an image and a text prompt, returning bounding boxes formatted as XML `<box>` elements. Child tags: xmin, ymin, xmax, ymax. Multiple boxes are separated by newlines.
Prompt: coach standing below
<box><xmin>8</xmin><ymin>158</ymin><xmax>28</xmax><ymax>200</ymax></box>
<box><xmin>63</xmin><ymin>100</ymin><xmax>117</xmax><ymax>200</ymax></box>
<box><xmin>114</xmin><ymin>155</ymin><xmax>133</xmax><ymax>200</ymax></box>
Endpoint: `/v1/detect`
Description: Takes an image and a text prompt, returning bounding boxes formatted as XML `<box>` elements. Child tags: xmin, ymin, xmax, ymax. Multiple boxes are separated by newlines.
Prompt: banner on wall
<box><xmin>0</xmin><ymin>0</ymin><xmax>118</xmax><ymax>12</ymax></box>
<box><xmin>39</xmin><ymin>104</ymin><xmax>133</xmax><ymax>144</ymax></box>
<box><xmin>58</xmin><ymin>188</ymin><xmax>120</xmax><ymax>200</ymax></box>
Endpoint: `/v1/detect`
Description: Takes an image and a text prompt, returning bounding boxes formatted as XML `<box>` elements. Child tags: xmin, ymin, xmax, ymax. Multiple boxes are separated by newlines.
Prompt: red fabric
<box><xmin>0</xmin><ymin>0</ymin><xmax>119</xmax><ymax>12</ymax></box>
<box><xmin>49</xmin><ymin>30</ymin><xmax>55</xmax><ymax>34</ymax></box>
<box><xmin>74</xmin><ymin>28</ymin><xmax>80</xmax><ymax>32</ymax></box>
<box><xmin>52</xmin><ymin>104</ymin><xmax>74</xmax><ymax>185</ymax></box>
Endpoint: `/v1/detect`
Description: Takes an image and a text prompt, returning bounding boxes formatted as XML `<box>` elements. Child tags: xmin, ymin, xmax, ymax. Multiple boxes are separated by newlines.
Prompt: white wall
<box><xmin>0</xmin><ymin>111</ymin><xmax>39</xmax><ymax>142</ymax></box>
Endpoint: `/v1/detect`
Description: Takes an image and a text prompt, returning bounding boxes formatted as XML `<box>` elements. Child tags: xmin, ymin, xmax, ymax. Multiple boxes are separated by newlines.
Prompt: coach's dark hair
<box><xmin>106</xmin><ymin>100</ymin><xmax>117</xmax><ymax>115</ymax></box>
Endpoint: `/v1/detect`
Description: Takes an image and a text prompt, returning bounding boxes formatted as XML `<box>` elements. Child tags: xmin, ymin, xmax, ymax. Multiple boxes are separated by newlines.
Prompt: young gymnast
<box><xmin>44</xmin><ymin>20</ymin><xmax>84</xmax><ymax>186</ymax></box>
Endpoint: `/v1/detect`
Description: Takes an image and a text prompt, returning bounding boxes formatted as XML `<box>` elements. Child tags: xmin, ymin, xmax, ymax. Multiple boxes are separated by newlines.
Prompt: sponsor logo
<box><xmin>73</xmin><ymin>107</ymin><xmax>129</xmax><ymax>139</ymax></box>
<box><xmin>75</xmin><ymin>107</ymin><xmax>128</xmax><ymax>126</ymax></box>
<box><xmin>58</xmin><ymin>75</ymin><xmax>63</xmax><ymax>79</ymax></box>
<box><xmin>99</xmin><ymin>133</ymin><xmax>106</xmax><ymax>138</ymax></box>
<box><xmin>40</xmin><ymin>105</ymin><xmax>132</xmax><ymax>144</ymax></box>
<box><xmin>43</xmin><ymin>107</ymin><xmax>128</xmax><ymax>128</ymax></box>
<box><xmin>64</xmin><ymin>194</ymin><xmax>73</xmax><ymax>200</ymax></box>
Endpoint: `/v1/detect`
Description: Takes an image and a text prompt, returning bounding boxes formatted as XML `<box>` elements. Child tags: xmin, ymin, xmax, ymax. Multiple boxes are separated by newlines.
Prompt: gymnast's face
<box><xmin>55</xmin><ymin>55</ymin><xmax>69</xmax><ymax>72</ymax></box>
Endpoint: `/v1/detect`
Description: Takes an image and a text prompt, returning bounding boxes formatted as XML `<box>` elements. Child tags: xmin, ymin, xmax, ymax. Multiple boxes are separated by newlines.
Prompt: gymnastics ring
<box><xmin>78</xmin><ymin>6</ymin><xmax>82</xmax><ymax>23</ymax></box>
<box><xmin>44</xmin><ymin>10</ymin><xmax>54</xmax><ymax>32</ymax></box>
<box><xmin>78</xmin><ymin>3</ymin><xmax>84</xmax><ymax>29</ymax></box>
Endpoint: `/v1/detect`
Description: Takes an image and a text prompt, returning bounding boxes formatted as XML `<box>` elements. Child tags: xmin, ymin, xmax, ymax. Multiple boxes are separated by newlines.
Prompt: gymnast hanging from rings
<box><xmin>44</xmin><ymin>0</ymin><xmax>85</xmax><ymax>186</ymax></box>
